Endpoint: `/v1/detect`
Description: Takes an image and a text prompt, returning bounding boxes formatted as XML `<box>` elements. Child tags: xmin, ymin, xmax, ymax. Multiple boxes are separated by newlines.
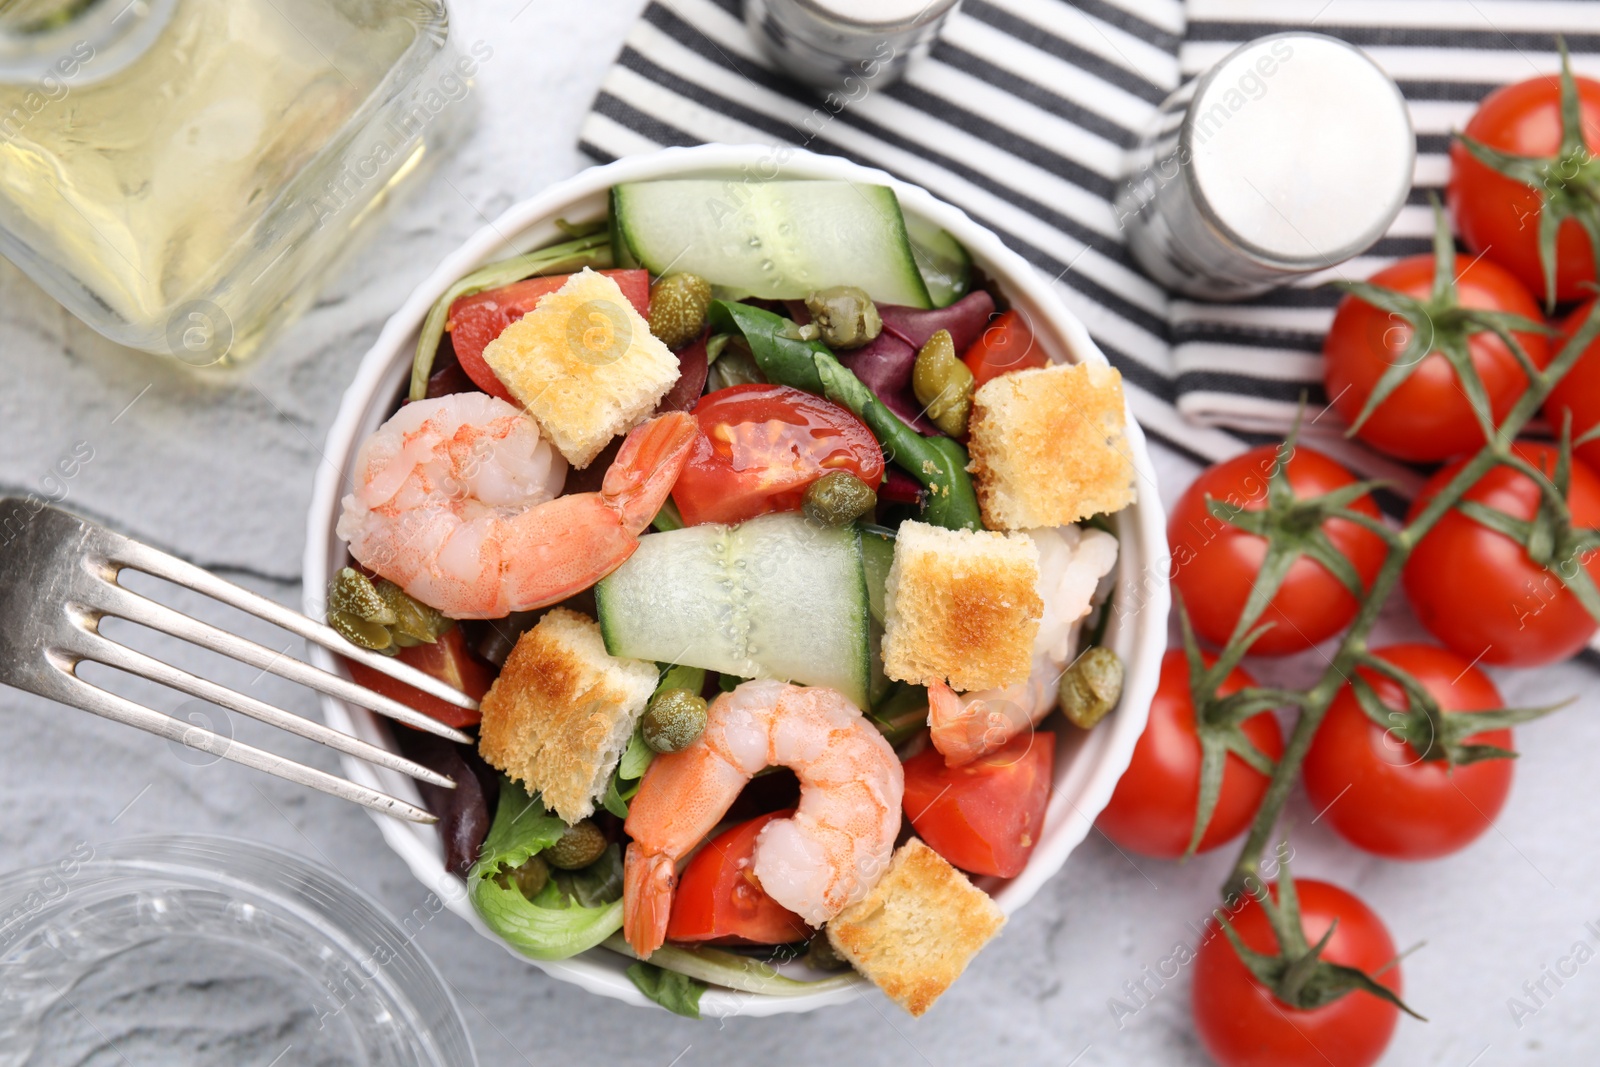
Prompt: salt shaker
<box><xmin>745</xmin><ymin>0</ymin><xmax>960</xmax><ymax>89</ymax></box>
<box><xmin>1115</xmin><ymin>33</ymin><xmax>1414</xmax><ymax>301</ymax></box>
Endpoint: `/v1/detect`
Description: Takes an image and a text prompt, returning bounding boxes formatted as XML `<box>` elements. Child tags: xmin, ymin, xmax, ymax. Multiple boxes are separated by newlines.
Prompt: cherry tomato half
<box><xmin>1544</xmin><ymin>299</ymin><xmax>1600</xmax><ymax>473</ymax></box>
<box><xmin>446</xmin><ymin>269</ymin><xmax>651</xmax><ymax>401</ymax></box>
<box><xmin>1322</xmin><ymin>254</ymin><xmax>1549</xmax><ymax>462</ymax></box>
<box><xmin>1168</xmin><ymin>444</ymin><xmax>1387</xmax><ymax>655</ymax></box>
<box><xmin>1193</xmin><ymin>880</ymin><xmax>1402</xmax><ymax>1067</ymax></box>
<box><xmin>666</xmin><ymin>810</ymin><xmax>811</xmax><ymax>946</ymax></box>
<box><xmin>1303</xmin><ymin>644</ymin><xmax>1513</xmax><ymax>861</ymax></box>
<box><xmin>1449</xmin><ymin>71</ymin><xmax>1600</xmax><ymax>305</ymax></box>
<box><xmin>962</xmin><ymin>309</ymin><xmax>1046</xmax><ymax>389</ymax></box>
<box><xmin>1403</xmin><ymin>441</ymin><xmax>1600</xmax><ymax>667</ymax></box>
<box><xmin>1096</xmin><ymin>650</ymin><xmax>1283</xmax><ymax>859</ymax></box>
<box><xmin>902</xmin><ymin>730</ymin><xmax>1054</xmax><ymax>879</ymax></box>
<box><xmin>342</xmin><ymin>626</ymin><xmax>491</xmax><ymax>729</ymax></box>
<box><xmin>671</xmin><ymin>384</ymin><xmax>885</xmax><ymax>527</ymax></box>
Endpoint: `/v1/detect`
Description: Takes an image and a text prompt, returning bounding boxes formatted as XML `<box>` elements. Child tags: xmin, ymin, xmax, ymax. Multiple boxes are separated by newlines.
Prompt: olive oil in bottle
<box><xmin>0</xmin><ymin>0</ymin><xmax>471</xmax><ymax>364</ymax></box>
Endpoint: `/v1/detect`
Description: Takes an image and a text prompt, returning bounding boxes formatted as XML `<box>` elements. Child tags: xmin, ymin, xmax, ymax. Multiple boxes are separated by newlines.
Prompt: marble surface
<box><xmin>3</xmin><ymin>2</ymin><xmax>1599</xmax><ymax>1063</ymax></box>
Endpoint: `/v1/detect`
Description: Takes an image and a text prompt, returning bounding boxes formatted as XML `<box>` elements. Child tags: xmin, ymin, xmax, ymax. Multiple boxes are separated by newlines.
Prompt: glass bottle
<box><xmin>0</xmin><ymin>0</ymin><xmax>471</xmax><ymax>365</ymax></box>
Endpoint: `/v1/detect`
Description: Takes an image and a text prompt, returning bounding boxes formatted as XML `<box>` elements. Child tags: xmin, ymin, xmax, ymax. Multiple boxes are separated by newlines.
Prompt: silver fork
<box><xmin>0</xmin><ymin>498</ymin><xmax>480</xmax><ymax>824</ymax></box>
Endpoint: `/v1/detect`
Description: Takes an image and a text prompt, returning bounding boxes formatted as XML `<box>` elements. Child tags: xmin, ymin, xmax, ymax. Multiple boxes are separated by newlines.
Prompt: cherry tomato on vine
<box><xmin>1168</xmin><ymin>444</ymin><xmax>1387</xmax><ymax>656</ymax></box>
<box><xmin>1403</xmin><ymin>441</ymin><xmax>1600</xmax><ymax>667</ymax></box>
<box><xmin>1193</xmin><ymin>880</ymin><xmax>1402</xmax><ymax>1067</ymax></box>
<box><xmin>1544</xmin><ymin>299</ymin><xmax>1600</xmax><ymax>473</ymax></box>
<box><xmin>1096</xmin><ymin>650</ymin><xmax>1282</xmax><ymax>859</ymax></box>
<box><xmin>1448</xmin><ymin>68</ymin><xmax>1600</xmax><ymax>305</ymax></box>
<box><xmin>1303</xmin><ymin>644</ymin><xmax>1514</xmax><ymax>860</ymax></box>
<box><xmin>670</xmin><ymin>384</ymin><xmax>885</xmax><ymax>527</ymax></box>
<box><xmin>1322</xmin><ymin>254</ymin><xmax>1549</xmax><ymax>462</ymax></box>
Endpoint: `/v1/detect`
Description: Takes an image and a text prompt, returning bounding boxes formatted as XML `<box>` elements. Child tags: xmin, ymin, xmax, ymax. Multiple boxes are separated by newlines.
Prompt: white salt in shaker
<box><xmin>745</xmin><ymin>0</ymin><xmax>960</xmax><ymax>89</ymax></box>
<box><xmin>1115</xmin><ymin>33</ymin><xmax>1415</xmax><ymax>301</ymax></box>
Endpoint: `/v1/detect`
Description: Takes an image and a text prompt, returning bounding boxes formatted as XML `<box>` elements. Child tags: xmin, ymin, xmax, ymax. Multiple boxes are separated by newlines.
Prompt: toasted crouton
<box><xmin>477</xmin><ymin>608</ymin><xmax>659</xmax><ymax>823</ymax></box>
<box><xmin>482</xmin><ymin>268</ymin><xmax>680</xmax><ymax>468</ymax></box>
<box><xmin>881</xmin><ymin>520</ymin><xmax>1041</xmax><ymax>691</ymax></box>
<box><xmin>966</xmin><ymin>360</ymin><xmax>1136</xmax><ymax>529</ymax></box>
<box><xmin>827</xmin><ymin>838</ymin><xmax>1005</xmax><ymax>1017</ymax></box>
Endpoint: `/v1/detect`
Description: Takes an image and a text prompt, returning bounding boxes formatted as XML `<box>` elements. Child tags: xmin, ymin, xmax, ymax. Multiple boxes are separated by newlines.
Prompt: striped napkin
<box><xmin>580</xmin><ymin>0</ymin><xmax>1600</xmax><ymax>487</ymax></box>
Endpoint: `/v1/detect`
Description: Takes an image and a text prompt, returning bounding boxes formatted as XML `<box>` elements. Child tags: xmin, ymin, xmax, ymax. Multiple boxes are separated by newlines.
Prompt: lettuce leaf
<box><xmin>627</xmin><ymin>961</ymin><xmax>705</xmax><ymax>1019</ymax></box>
<box><xmin>468</xmin><ymin>784</ymin><xmax>623</xmax><ymax>960</ymax></box>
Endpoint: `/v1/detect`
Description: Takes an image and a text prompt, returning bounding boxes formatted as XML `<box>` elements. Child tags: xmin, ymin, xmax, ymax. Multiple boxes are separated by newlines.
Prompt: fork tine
<box><xmin>82</xmin><ymin>634</ymin><xmax>457</xmax><ymax>789</ymax></box>
<box><xmin>105</xmin><ymin>536</ymin><xmax>478</xmax><ymax>713</ymax></box>
<box><xmin>55</xmin><ymin>664</ymin><xmax>437</xmax><ymax>823</ymax></box>
<box><xmin>90</xmin><ymin>580</ymin><xmax>473</xmax><ymax>745</ymax></box>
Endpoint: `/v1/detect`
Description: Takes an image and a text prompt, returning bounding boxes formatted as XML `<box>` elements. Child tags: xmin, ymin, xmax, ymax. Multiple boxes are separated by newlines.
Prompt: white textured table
<box><xmin>3</xmin><ymin>3</ymin><xmax>1597</xmax><ymax>1063</ymax></box>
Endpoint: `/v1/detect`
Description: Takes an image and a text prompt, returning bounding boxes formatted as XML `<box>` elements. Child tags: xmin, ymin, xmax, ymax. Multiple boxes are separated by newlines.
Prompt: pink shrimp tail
<box><xmin>623</xmin><ymin>844</ymin><xmax>676</xmax><ymax>959</ymax></box>
<box><xmin>927</xmin><ymin>681</ymin><xmax>1027</xmax><ymax>767</ymax></box>
<box><xmin>927</xmin><ymin>682</ymin><xmax>985</xmax><ymax>767</ymax></box>
<box><xmin>602</xmin><ymin>411</ymin><xmax>699</xmax><ymax>532</ymax></box>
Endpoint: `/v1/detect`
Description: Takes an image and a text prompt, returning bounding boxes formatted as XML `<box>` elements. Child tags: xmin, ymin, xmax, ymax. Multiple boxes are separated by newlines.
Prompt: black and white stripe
<box><xmin>580</xmin><ymin>0</ymin><xmax>1600</xmax><ymax>478</ymax></box>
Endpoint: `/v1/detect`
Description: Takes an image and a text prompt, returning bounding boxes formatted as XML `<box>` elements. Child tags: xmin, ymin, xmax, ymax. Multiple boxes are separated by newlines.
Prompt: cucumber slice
<box><xmin>595</xmin><ymin>513</ymin><xmax>872</xmax><ymax>707</ymax></box>
<box><xmin>859</xmin><ymin>524</ymin><xmax>895</xmax><ymax>626</ymax></box>
<box><xmin>612</xmin><ymin>180</ymin><xmax>933</xmax><ymax>309</ymax></box>
<box><xmin>905</xmin><ymin>216</ymin><xmax>971</xmax><ymax>308</ymax></box>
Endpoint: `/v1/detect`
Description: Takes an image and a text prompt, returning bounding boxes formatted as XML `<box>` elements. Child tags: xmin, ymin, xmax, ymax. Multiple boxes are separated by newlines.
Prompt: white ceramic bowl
<box><xmin>303</xmin><ymin>144</ymin><xmax>1170</xmax><ymax>1017</ymax></box>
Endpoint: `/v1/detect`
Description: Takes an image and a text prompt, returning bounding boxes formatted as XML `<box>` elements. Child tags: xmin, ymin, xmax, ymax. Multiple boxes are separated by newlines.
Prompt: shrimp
<box><xmin>928</xmin><ymin>525</ymin><xmax>1119</xmax><ymax>766</ymax></box>
<box><xmin>337</xmin><ymin>392</ymin><xmax>697</xmax><ymax>619</ymax></box>
<box><xmin>622</xmin><ymin>680</ymin><xmax>903</xmax><ymax>958</ymax></box>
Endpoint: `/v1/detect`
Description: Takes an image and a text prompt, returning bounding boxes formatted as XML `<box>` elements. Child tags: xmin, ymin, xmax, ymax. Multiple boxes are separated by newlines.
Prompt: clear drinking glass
<box><xmin>0</xmin><ymin>0</ymin><xmax>472</xmax><ymax>365</ymax></box>
<box><xmin>0</xmin><ymin>835</ymin><xmax>476</xmax><ymax>1067</ymax></box>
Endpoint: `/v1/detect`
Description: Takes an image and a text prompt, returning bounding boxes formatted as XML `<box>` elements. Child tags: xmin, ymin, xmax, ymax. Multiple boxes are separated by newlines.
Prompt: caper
<box><xmin>649</xmin><ymin>272</ymin><xmax>712</xmax><ymax>349</ymax></box>
<box><xmin>326</xmin><ymin>567</ymin><xmax>452</xmax><ymax>654</ymax></box>
<box><xmin>544</xmin><ymin>820</ymin><xmax>609</xmax><ymax>870</ymax></box>
<box><xmin>802</xmin><ymin>470</ymin><xmax>877</xmax><ymax>528</ymax></box>
<box><xmin>911</xmin><ymin>329</ymin><xmax>974</xmax><ymax>438</ymax></box>
<box><xmin>378</xmin><ymin>579</ymin><xmax>450</xmax><ymax>647</ymax></box>
<box><xmin>805</xmin><ymin>933</ymin><xmax>851</xmax><ymax>972</ymax></box>
<box><xmin>803</xmin><ymin>286</ymin><xmax>882</xmax><ymax>349</ymax></box>
<box><xmin>497</xmin><ymin>854</ymin><xmax>550</xmax><ymax>899</ymax></box>
<box><xmin>1058</xmin><ymin>646</ymin><xmax>1124</xmax><ymax>730</ymax></box>
<box><xmin>642</xmin><ymin>688</ymin><xmax>709</xmax><ymax>753</ymax></box>
<box><xmin>328</xmin><ymin>568</ymin><xmax>397</xmax><ymax>653</ymax></box>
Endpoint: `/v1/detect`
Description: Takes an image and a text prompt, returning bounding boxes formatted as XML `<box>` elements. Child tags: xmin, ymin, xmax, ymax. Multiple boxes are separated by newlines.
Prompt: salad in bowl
<box><xmin>304</xmin><ymin>146</ymin><xmax>1168</xmax><ymax>1018</ymax></box>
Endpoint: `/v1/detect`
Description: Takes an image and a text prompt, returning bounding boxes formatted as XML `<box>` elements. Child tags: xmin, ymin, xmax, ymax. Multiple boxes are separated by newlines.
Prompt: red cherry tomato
<box><xmin>1193</xmin><ymin>879</ymin><xmax>1402</xmax><ymax>1067</ymax></box>
<box><xmin>1544</xmin><ymin>299</ymin><xmax>1600</xmax><ymax>473</ymax></box>
<box><xmin>342</xmin><ymin>626</ymin><xmax>491</xmax><ymax>729</ymax></box>
<box><xmin>666</xmin><ymin>810</ymin><xmax>811</xmax><ymax>946</ymax></box>
<box><xmin>961</xmin><ymin>309</ymin><xmax>1046</xmax><ymax>389</ymax></box>
<box><xmin>901</xmin><ymin>731</ymin><xmax>1054</xmax><ymax>878</ymax></box>
<box><xmin>1168</xmin><ymin>444</ymin><xmax>1387</xmax><ymax>655</ymax></box>
<box><xmin>1403</xmin><ymin>441</ymin><xmax>1600</xmax><ymax>667</ymax></box>
<box><xmin>1449</xmin><ymin>71</ymin><xmax>1600</xmax><ymax>304</ymax></box>
<box><xmin>445</xmin><ymin>269</ymin><xmax>651</xmax><ymax>401</ymax></box>
<box><xmin>1322</xmin><ymin>254</ymin><xmax>1549</xmax><ymax>462</ymax></box>
<box><xmin>1303</xmin><ymin>644</ymin><xmax>1513</xmax><ymax>860</ymax></box>
<box><xmin>1096</xmin><ymin>650</ymin><xmax>1283</xmax><ymax>858</ymax></box>
<box><xmin>671</xmin><ymin>384</ymin><xmax>885</xmax><ymax>527</ymax></box>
